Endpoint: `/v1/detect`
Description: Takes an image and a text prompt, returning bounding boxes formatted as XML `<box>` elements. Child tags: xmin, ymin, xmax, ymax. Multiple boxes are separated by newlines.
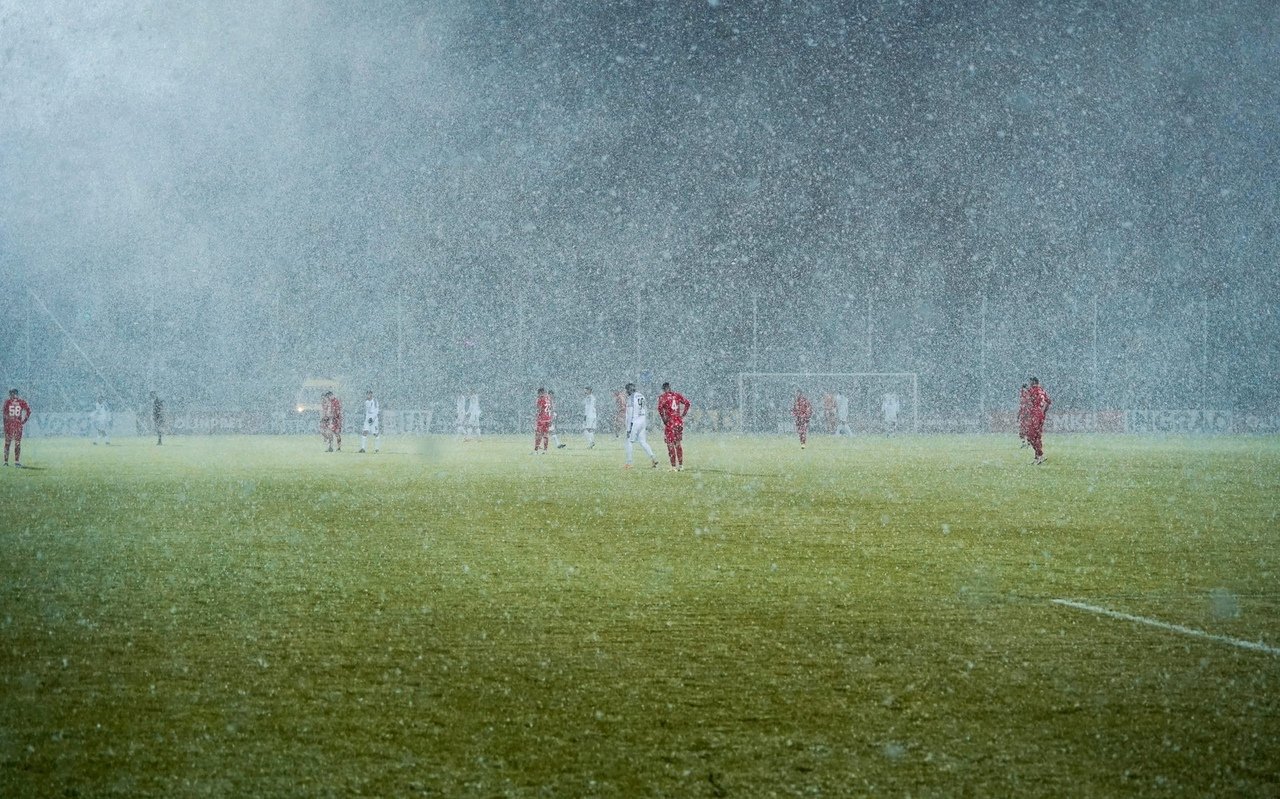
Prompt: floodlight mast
<box><xmin>736</xmin><ymin>372</ymin><xmax>919</xmax><ymax>434</ymax></box>
<box><xmin>28</xmin><ymin>289</ymin><xmax>132</xmax><ymax>408</ymax></box>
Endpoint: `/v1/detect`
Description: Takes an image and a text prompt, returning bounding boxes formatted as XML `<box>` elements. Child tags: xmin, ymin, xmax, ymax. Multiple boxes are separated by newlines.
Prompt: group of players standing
<box><xmin>531</xmin><ymin>382</ymin><xmax>691</xmax><ymax>471</ymax></box>
<box><xmin>454</xmin><ymin>392</ymin><xmax>483</xmax><ymax>441</ymax></box>
<box><xmin>318</xmin><ymin>389</ymin><xmax>382</xmax><ymax>454</ymax></box>
<box><xmin>787</xmin><ymin>389</ymin><xmax>903</xmax><ymax>448</ymax></box>
<box><xmin>310</xmin><ymin>377</ymin><xmax>1051</xmax><ymax>470</ymax></box>
<box><xmin>1</xmin><ymin>376</ymin><xmax>1050</xmax><ymax>470</ymax></box>
<box><xmin>531</xmin><ymin>388</ymin><xmax>572</xmax><ymax>452</ymax></box>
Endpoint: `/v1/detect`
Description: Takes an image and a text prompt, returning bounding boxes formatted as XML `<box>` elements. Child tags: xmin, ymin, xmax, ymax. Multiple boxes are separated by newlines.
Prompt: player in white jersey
<box><xmin>834</xmin><ymin>392</ymin><xmax>852</xmax><ymax>437</ymax></box>
<box><xmin>882</xmin><ymin>393</ymin><xmax>900</xmax><ymax>435</ymax></box>
<box><xmin>582</xmin><ymin>387</ymin><xmax>597</xmax><ymax>449</ymax></box>
<box><xmin>454</xmin><ymin>393</ymin><xmax>467</xmax><ymax>438</ymax></box>
<box><xmin>623</xmin><ymin>382</ymin><xmax>659</xmax><ymax>469</ymax></box>
<box><xmin>465</xmin><ymin>390</ymin><xmax>481</xmax><ymax>440</ymax></box>
<box><xmin>360</xmin><ymin>390</ymin><xmax>381</xmax><ymax>453</ymax></box>
<box><xmin>91</xmin><ymin>396</ymin><xmax>112</xmax><ymax>445</ymax></box>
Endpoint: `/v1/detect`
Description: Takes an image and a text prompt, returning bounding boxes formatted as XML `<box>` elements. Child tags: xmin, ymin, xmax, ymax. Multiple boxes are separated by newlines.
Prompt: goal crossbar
<box><xmin>736</xmin><ymin>372</ymin><xmax>919</xmax><ymax>434</ymax></box>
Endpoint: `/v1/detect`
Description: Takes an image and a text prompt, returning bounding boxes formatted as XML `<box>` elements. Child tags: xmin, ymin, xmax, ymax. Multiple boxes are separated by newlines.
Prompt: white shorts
<box><xmin>627</xmin><ymin>417</ymin><xmax>648</xmax><ymax>442</ymax></box>
<box><xmin>363</xmin><ymin>418</ymin><xmax>380</xmax><ymax>435</ymax></box>
<box><xmin>584</xmin><ymin>415</ymin><xmax>597</xmax><ymax>431</ymax></box>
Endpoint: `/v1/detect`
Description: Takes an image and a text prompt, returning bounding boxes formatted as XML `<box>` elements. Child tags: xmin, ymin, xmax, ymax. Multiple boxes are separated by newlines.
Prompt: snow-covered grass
<box><xmin>2</xmin><ymin>434</ymin><xmax>1277</xmax><ymax>797</ymax></box>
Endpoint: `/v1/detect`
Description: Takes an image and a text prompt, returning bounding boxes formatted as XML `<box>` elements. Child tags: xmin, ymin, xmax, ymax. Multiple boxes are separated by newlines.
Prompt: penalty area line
<box><xmin>1052</xmin><ymin>598</ymin><xmax>1280</xmax><ymax>657</ymax></box>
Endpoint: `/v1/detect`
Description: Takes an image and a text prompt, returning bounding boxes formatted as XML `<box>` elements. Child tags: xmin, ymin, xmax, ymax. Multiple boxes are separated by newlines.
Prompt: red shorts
<box><xmin>535</xmin><ymin>418</ymin><xmax>551</xmax><ymax>434</ymax></box>
<box><xmin>664</xmin><ymin>423</ymin><xmax>683</xmax><ymax>445</ymax></box>
<box><xmin>4</xmin><ymin>423</ymin><xmax>23</xmax><ymax>441</ymax></box>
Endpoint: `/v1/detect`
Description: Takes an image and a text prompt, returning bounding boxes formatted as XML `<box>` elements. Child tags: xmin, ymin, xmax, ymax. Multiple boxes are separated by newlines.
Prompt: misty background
<box><xmin>2</xmin><ymin>0</ymin><xmax>1277</xmax><ymax>426</ymax></box>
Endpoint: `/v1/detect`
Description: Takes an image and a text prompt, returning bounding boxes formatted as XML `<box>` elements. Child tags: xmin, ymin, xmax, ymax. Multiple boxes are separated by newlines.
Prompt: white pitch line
<box><xmin>1052</xmin><ymin>598</ymin><xmax>1280</xmax><ymax>657</ymax></box>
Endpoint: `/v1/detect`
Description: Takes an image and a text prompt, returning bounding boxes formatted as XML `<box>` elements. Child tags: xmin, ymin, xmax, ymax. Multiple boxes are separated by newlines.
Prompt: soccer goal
<box><xmin>736</xmin><ymin>372</ymin><xmax>919</xmax><ymax>434</ymax></box>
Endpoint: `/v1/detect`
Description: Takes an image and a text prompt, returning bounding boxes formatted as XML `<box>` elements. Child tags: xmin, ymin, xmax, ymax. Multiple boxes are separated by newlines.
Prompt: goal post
<box><xmin>736</xmin><ymin>372</ymin><xmax>919</xmax><ymax>434</ymax></box>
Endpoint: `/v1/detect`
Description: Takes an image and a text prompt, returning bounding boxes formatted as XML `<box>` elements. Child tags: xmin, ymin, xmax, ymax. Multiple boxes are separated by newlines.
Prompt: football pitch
<box><xmin>2</xmin><ymin>434</ymin><xmax>1277</xmax><ymax>797</ymax></box>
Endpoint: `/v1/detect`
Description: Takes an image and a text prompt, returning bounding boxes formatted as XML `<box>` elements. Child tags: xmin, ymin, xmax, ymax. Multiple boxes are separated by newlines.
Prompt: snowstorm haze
<box><xmin>2</xmin><ymin>1</ymin><xmax>1277</xmax><ymax>422</ymax></box>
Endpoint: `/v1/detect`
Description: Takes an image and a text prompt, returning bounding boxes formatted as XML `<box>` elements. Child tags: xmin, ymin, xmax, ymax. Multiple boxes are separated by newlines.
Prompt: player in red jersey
<box><xmin>1016</xmin><ymin>383</ymin><xmax>1031</xmax><ymax>448</ymax></box>
<box><xmin>330</xmin><ymin>392</ymin><xmax>343</xmax><ymax>451</ymax></box>
<box><xmin>613</xmin><ymin>390</ymin><xmax>627</xmax><ymax>437</ymax></box>
<box><xmin>319</xmin><ymin>391</ymin><xmax>334</xmax><ymax>451</ymax></box>
<box><xmin>327</xmin><ymin>392</ymin><xmax>344</xmax><ymax>451</ymax></box>
<box><xmin>1025</xmin><ymin>377</ymin><xmax>1052</xmax><ymax>464</ymax></box>
<box><xmin>792</xmin><ymin>389</ymin><xmax>813</xmax><ymax>449</ymax></box>
<box><xmin>3</xmin><ymin>388</ymin><xmax>33</xmax><ymax>467</ymax></box>
<box><xmin>320</xmin><ymin>391</ymin><xmax>343</xmax><ymax>452</ymax></box>
<box><xmin>657</xmin><ymin>381</ymin><xmax>692</xmax><ymax>471</ymax></box>
<box><xmin>533</xmin><ymin>387</ymin><xmax>552</xmax><ymax>453</ymax></box>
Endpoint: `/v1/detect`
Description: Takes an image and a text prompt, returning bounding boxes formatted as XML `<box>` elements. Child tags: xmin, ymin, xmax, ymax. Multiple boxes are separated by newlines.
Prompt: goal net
<box><xmin>736</xmin><ymin>372</ymin><xmax>919</xmax><ymax>435</ymax></box>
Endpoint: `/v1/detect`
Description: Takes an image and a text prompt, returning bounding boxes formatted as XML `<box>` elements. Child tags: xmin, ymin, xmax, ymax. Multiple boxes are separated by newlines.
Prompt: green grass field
<box><xmin>2</xmin><ymin>433</ymin><xmax>1278</xmax><ymax>797</ymax></box>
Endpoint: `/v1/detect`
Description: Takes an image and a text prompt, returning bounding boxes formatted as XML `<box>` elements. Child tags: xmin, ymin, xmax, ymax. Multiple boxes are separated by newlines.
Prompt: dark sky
<box><xmin>2</xmin><ymin>0</ymin><xmax>1277</xmax><ymax>416</ymax></box>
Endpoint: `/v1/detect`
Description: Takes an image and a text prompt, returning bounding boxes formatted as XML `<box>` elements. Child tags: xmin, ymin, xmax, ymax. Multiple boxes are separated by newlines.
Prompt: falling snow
<box><xmin>0</xmin><ymin>1</ymin><xmax>1274</xmax><ymax>427</ymax></box>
